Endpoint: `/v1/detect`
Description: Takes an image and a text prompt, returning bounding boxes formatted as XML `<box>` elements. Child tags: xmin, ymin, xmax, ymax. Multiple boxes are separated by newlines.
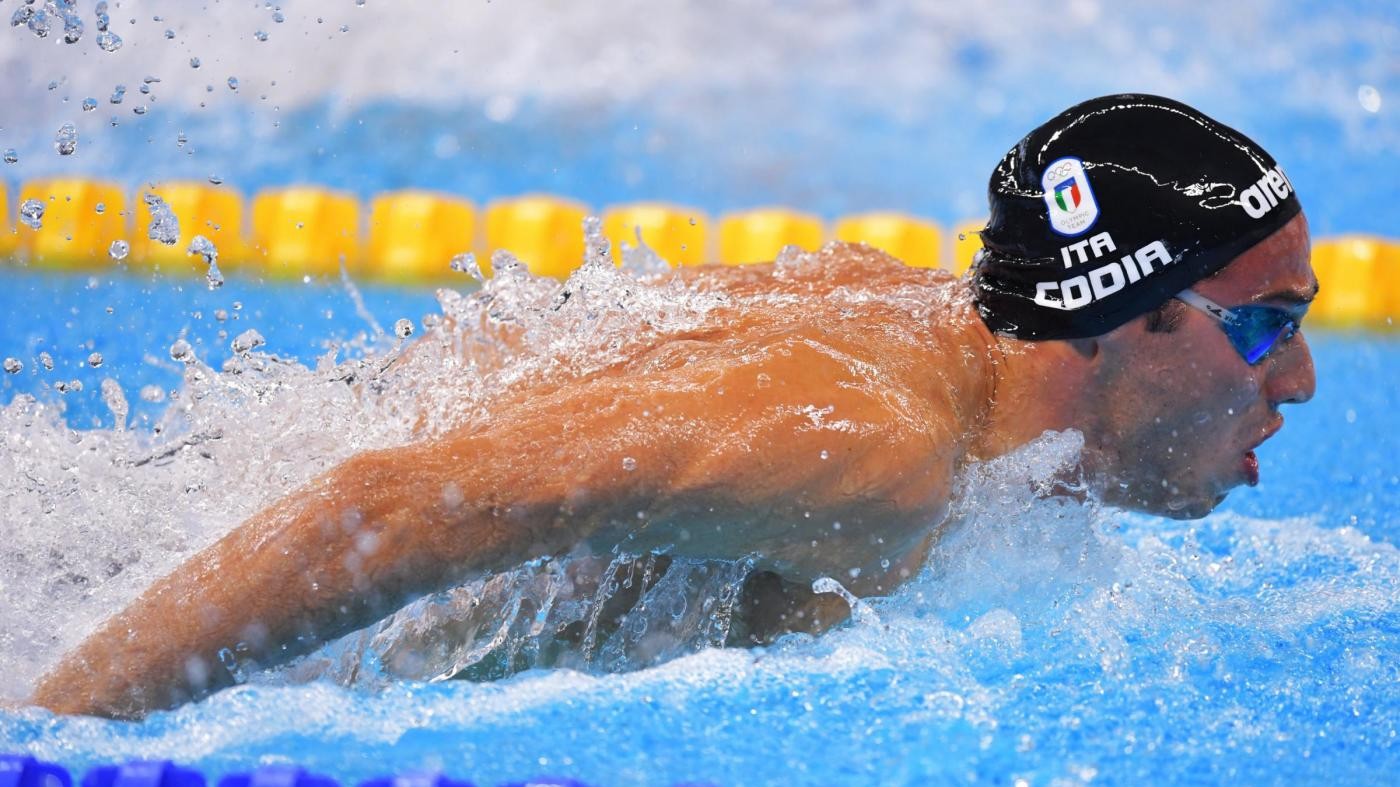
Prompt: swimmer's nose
<box><xmin>1267</xmin><ymin>330</ymin><xmax>1316</xmax><ymax>408</ymax></box>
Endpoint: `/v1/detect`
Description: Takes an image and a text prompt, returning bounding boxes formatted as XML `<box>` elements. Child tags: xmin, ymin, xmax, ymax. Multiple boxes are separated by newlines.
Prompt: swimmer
<box><xmin>31</xmin><ymin>94</ymin><xmax>1317</xmax><ymax>718</ymax></box>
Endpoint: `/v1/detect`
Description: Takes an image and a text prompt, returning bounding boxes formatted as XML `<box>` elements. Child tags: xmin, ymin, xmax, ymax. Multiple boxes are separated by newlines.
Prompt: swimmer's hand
<box><xmin>31</xmin><ymin>329</ymin><xmax>957</xmax><ymax>718</ymax></box>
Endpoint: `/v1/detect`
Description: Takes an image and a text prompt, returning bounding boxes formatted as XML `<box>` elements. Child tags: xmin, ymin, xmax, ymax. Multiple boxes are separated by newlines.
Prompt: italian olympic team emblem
<box><xmin>1041</xmin><ymin>156</ymin><xmax>1100</xmax><ymax>236</ymax></box>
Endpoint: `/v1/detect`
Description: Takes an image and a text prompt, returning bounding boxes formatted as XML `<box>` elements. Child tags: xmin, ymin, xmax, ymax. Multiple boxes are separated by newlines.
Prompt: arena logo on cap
<box><xmin>1239</xmin><ymin>165</ymin><xmax>1294</xmax><ymax>220</ymax></box>
<box><xmin>1041</xmin><ymin>157</ymin><xmax>1100</xmax><ymax>237</ymax></box>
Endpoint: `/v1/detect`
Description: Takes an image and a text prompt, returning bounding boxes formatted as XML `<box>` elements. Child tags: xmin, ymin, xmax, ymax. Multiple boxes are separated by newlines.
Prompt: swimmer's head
<box><xmin>972</xmin><ymin>94</ymin><xmax>1317</xmax><ymax>517</ymax></box>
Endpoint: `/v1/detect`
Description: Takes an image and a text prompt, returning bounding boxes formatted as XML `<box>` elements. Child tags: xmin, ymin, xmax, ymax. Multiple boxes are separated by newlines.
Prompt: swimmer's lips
<box><xmin>1243</xmin><ymin>418</ymin><xmax>1284</xmax><ymax>487</ymax></box>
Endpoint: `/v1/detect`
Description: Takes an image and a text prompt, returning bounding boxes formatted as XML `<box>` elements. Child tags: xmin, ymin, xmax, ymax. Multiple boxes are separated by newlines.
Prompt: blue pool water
<box><xmin>3</xmin><ymin>1</ymin><xmax>1399</xmax><ymax>784</ymax></box>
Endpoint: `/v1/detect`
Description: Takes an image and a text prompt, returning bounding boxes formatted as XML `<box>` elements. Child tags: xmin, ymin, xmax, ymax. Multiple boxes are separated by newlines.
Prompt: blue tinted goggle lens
<box><xmin>1222</xmin><ymin>305</ymin><xmax>1297</xmax><ymax>365</ymax></box>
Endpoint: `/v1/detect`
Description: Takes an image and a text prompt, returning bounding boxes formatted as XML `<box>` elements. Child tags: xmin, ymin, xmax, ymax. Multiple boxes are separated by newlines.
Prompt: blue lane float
<box><xmin>2</xmin><ymin>754</ymin><xmax>73</xmax><ymax>787</ymax></box>
<box><xmin>0</xmin><ymin>759</ymin><xmax>593</xmax><ymax>787</ymax></box>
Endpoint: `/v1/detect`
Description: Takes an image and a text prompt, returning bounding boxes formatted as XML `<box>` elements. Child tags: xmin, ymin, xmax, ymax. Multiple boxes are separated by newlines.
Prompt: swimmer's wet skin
<box><xmin>31</xmin><ymin>94</ymin><xmax>1318</xmax><ymax>719</ymax></box>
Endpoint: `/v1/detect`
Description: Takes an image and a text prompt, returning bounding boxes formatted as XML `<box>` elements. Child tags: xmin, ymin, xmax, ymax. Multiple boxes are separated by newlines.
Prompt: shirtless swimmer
<box><xmin>32</xmin><ymin>94</ymin><xmax>1317</xmax><ymax>718</ymax></box>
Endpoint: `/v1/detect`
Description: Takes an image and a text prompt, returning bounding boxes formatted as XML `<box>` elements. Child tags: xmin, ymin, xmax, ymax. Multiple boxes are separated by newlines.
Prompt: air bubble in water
<box><xmin>2</xmin><ymin>358</ymin><xmax>21</xmax><ymax>374</ymax></box>
<box><xmin>54</xmin><ymin>123</ymin><xmax>78</xmax><ymax>156</ymax></box>
<box><xmin>144</xmin><ymin>193</ymin><xmax>180</xmax><ymax>245</ymax></box>
<box><xmin>19</xmin><ymin>200</ymin><xmax>45</xmax><ymax>230</ymax></box>
<box><xmin>38</xmin><ymin>352</ymin><xmax>54</xmax><ymax>371</ymax></box>
<box><xmin>169</xmin><ymin>338</ymin><xmax>194</xmax><ymax>363</ymax></box>
<box><xmin>622</xmin><ymin>457</ymin><xmax>638</xmax><ymax>472</ymax></box>
<box><xmin>3</xmin><ymin>150</ymin><xmax>17</xmax><ymax>164</ymax></box>
<box><xmin>230</xmin><ymin>329</ymin><xmax>265</xmax><ymax>355</ymax></box>
<box><xmin>87</xmin><ymin>352</ymin><xmax>103</xmax><ymax>368</ymax></box>
<box><xmin>81</xmin><ymin>98</ymin><xmax>97</xmax><ymax>112</ymax></box>
<box><xmin>108</xmin><ymin>240</ymin><xmax>129</xmax><ymax>260</ymax></box>
<box><xmin>139</xmin><ymin>384</ymin><xmax>165</xmax><ymax>403</ymax></box>
<box><xmin>394</xmin><ymin>318</ymin><xmax>414</xmax><ymax>338</ymax></box>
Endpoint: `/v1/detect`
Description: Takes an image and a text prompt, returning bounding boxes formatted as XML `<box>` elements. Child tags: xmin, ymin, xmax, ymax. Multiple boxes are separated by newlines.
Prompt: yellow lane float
<box><xmin>484</xmin><ymin>194</ymin><xmax>589</xmax><ymax>278</ymax></box>
<box><xmin>834</xmin><ymin>212</ymin><xmax>943</xmax><ymax>269</ymax></box>
<box><xmin>718</xmin><ymin>208</ymin><xmax>824</xmax><ymax>266</ymax></box>
<box><xmin>602</xmin><ymin>202</ymin><xmax>709</xmax><ymax>267</ymax></box>
<box><xmin>368</xmin><ymin>191</ymin><xmax>476</xmax><ymax>284</ymax></box>
<box><xmin>251</xmin><ymin>186</ymin><xmax>361</xmax><ymax>279</ymax></box>
<box><xmin>1311</xmin><ymin>236</ymin><xmax>1398</xmax><ymax>329</ymax></box>
<box><xmin>15</xmin><ymin>179</ymin><xmax>127</xmax><ymax>268</ymax></box>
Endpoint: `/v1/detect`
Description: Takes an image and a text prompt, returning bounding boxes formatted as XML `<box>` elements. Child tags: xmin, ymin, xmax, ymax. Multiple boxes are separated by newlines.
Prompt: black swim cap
<box><xmin>970</xmin><ymin>93</ymin><xmax>1302</xmax><ymax>340</ymax></box>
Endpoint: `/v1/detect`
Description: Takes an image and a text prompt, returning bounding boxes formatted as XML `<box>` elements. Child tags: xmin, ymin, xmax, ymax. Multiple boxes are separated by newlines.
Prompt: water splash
<box><xmin>187</xmin><ymin>235</ymin><xmax>222</xmax><ymax>289</ymax></box>
<box><xmin>144</xmin><ymin>193</ymin><xmax>179</xmax><ymax>246</ymax></box>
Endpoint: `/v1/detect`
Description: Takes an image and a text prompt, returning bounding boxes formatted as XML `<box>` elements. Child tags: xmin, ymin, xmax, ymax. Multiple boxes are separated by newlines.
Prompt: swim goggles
<box><xmin>1175</xmin><ymin>289</ymin><xmax>1300</xmax><ymax>365</ymax></box>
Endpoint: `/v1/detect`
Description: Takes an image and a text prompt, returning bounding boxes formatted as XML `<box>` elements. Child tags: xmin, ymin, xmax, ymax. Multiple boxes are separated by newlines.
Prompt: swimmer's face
<box><xmin>1088</xmin><ymin>213</ymin><xmax>1317</xmax><ymax>518</ymax></box>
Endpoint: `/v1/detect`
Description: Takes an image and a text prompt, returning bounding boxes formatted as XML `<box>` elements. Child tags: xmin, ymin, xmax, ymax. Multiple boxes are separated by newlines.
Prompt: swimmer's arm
<box><xmin>33</xmin><ymin>346</ymin><xmax>957</xmax><ymax>718</ymax></box>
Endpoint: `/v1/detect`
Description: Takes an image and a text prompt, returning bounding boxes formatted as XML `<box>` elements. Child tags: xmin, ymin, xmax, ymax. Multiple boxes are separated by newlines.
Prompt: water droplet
<box><xmin>3</xmin><ymin>358</ymin><xmax>22</xmax><ymax>374</ymax></box>
<box><xmin>176</xmin><ymin>131</ymin><xmax>187</xmax><ymax>147</ymax></box>
<box><xmin>108</xmin><ymin>239</ymin><xmax>129</xmax><ymax>260</ymax></box>
<box><xmin>622</xmin><ymin>457</ymin><xmax>638</xmax><ymax>472</ymax></box>
<box><xmin>230</xmin><ymin>329</ymin><xmax>265</xmax><ymax>354</ymax></box>
<box><xmin>139</xmin><ymin>384</ymin><xmax>165</xmax><ymax>403</ymax></box>
<box><xmin>94</xmin><ymin>202</ymin><xmax>105</xmax><ymax>214</ymax></box>
<box><xmin>755</xmin><ymin>372</ymin><xmax>772</xmax><ymax>388</ymax></box>
<box><xmin>3</xmin><ymin>149</ymin><xmax>17</xmax><ymax>164</ymax></box>
<box><xmin>169</xmin><ymin>338</ymin><xmax>194</xmax><ymax>362</ymax></box>
<box><xmin>227</xmin><ymin>76</ymin><xmax>239</xmax><ymax>91</ymax></box>
<box><xmin>189</xmin><ymin>57</ymin><xmax>201</xmax><ymax>69</ymax></box>
<box><xmin>87</xmin><ymin>352</ymin><xmax>103</xmax><ymax>368</ymax></box>
<box><xmin>163</xmin><ymin>28</ymin><xmax>175</xmax><ymax>39</ymax></box>
<box><xmin>144</xmin><ymin>193</ymin><xmax>180</xmax><ymax>245</ymax></box>
<box><xmin>187</xmin><ymin>234</ymin><xmax>217</xmax><ymax>263</ymax></box>
<box><xmin>208</xmin><ymin>174</ymin><xmax>223</xmax><ymax>185</ymax></box>
<box><xmin>109</xmin><ymin>84</ymin><xmax>126</xmax><ymax>104</ymax></box>
<box><xmin>449</xmin><ymin>252</ymin><xmax>484</xmax><ymax>283</ymax></box>
<box><xmin>272</xmin><ymin>11</ymin><xmax>285</xmax><ymax>23</ymax></box>
<box><xmin>393</xmin><ymin>318</ymin><xmax>414</xmax><ymax>338</ymax></box>
<box><xmin>819</xmin><ymin>449</ymin><xmax>830</xmax><ymax>460</ymax></box>
<box><xmin>39</xmin><ymin>352</ymin><xmax>54</xmax><ymax>371</ymax></box>
<box><xmin>339</xmin><ymin>25</ymin><xmax>349</xmax><ymax>33</ymax></box>
<box><xmin>54</xmin><ymin>122</ymin><xmax>78</xmax><ymax>156</ymax></box>
<box><xmin>253</xmin><ymin>30</ymin><xmax>268</xmax><ymax>42</ymax></box>
<box><xmin>19</xmin><ymin>199</ymin><xmax>45</xmax><ymax>230</ymax></box>
<box><xmin>81</xmin><ymin>97</ymin><xmax>97</xmax><ymax>112</ymax></box>
<box><xmin>1357</xmin><ymin>85</ymin><xmax>1382</xmax><ymax>114</ymax></box>
<box><xmin>96</xmin><ymin>30</ymin><xmax>122</xmax><ymax>52</ymax></box>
